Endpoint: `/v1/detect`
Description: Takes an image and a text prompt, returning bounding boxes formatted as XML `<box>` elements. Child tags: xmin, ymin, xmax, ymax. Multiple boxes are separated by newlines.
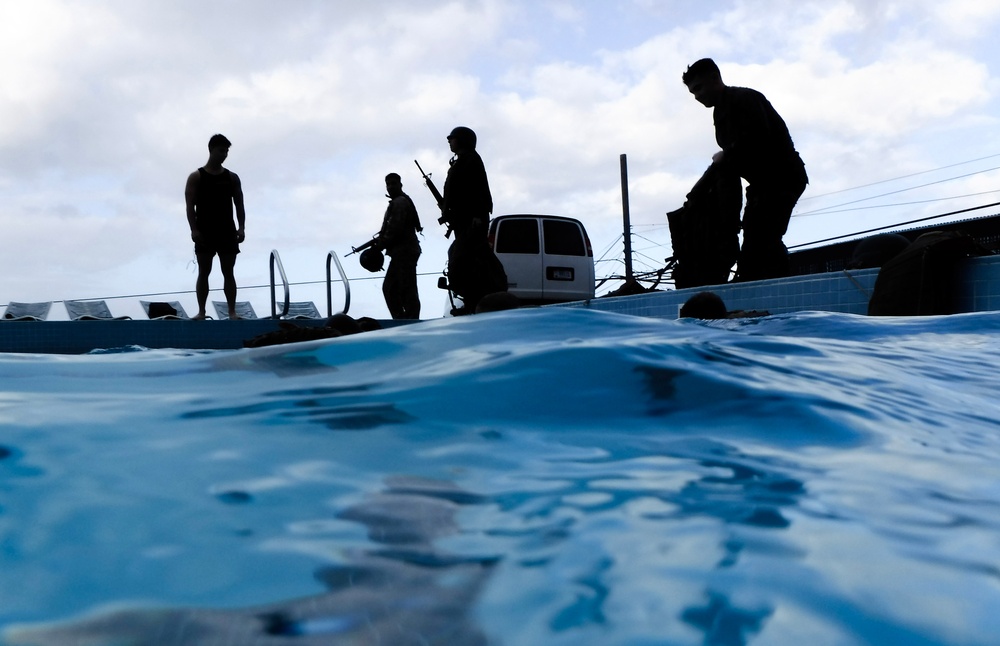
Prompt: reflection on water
<box><xmin>671</xmin><ymin>447</ymin><xmax>803</xmax><ymax>645</ymax></box>
<box><xmin>3</xmin><ymin>477</ymin><xmax>497</xmax><ymax>646</ymax></box>
<box><xmin>181</xmin><ymin>384</ymin><xmax>417</xmax><ymax>431</ymax></box>
<box><xmin>490</xmin><ymin>442</ymin><xmax>805</xmax><ymax>644</ymax></box>
<box><xmin>652</xmin><ymin>443</ymin><xmax>808</xmax><ymax>530</ymax></box>
<box><xmin>681</xmin><ymin>592</ymin><xmax>772</xmax><ymax>646</ymax></box>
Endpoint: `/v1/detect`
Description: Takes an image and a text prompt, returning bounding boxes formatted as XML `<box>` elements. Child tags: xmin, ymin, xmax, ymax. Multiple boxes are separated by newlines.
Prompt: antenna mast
<box><xmin>620</xmin><ymin>154</ymin><xmax>634</xmax><ymax>282</ymax></box>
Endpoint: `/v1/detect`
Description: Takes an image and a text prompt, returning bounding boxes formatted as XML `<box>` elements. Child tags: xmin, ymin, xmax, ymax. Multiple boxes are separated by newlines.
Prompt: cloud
<box><xmin>924</xmin><ymin>0</ymin><xmax>1000</xmax><ymax>40</ymax></box>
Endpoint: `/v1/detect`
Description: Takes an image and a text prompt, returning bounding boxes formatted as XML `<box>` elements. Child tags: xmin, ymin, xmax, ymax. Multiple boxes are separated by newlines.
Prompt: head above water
<box><xmin>447</xmin><ymin>126</ymin><xmax>477</xmax><ymax>152</ymax></box>
<box><xmin>679</xmin><ymin>291</ymin><xmax>728</xmax><ymax>319</ymax></box>
<box><xmin>682</xmin><ymin>58</ymin><xmax>726</xmax><ymax>108</ymax></box>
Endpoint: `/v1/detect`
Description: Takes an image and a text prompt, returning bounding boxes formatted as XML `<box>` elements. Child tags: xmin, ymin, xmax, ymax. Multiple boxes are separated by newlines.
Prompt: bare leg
<box><xmin>193</xmin><ymin>251</ymin><xmax>215</xmax><ymax>320</ymax></box>
<box><xmin>219</xmin><ymin>253</ymin><xmax>240</xmax><ymax>319</ymax></box>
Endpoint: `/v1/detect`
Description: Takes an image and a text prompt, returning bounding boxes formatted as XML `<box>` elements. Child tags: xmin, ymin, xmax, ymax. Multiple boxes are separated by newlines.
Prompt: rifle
<box><xmin>344</xmin><ymin>234</ymin><xmax>381</xmax><ymax>257</ymax></box>
<box><xmin>414</xmin><ymin>159</ymin><xmax>453</xmax><ymax>238</ymax></box>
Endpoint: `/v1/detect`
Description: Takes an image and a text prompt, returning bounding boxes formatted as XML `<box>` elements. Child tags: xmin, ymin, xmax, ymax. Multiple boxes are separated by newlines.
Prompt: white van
<box><xmin>488</xmin><ymin>214</ymin><xmax>596</xmax><ymax>304</ymax></box>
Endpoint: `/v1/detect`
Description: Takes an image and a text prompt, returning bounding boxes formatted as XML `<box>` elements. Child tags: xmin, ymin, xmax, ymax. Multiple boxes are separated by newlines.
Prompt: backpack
<box><xmin>667</xmin><ymin>164</ymin><xmax>742</xmax><ymax>288</ymax></box>
<box><xmin>867</xmin><ymin>231</ymin><xmax>990</xmax><ymax>316</ymax></box>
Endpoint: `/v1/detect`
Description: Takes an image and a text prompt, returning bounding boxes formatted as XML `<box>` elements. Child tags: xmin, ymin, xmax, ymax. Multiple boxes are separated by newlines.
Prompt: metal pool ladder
<box><xmin>268</xmin><ymin>249</ymin><xmax>352</xmax><ymax>319</ymax></box>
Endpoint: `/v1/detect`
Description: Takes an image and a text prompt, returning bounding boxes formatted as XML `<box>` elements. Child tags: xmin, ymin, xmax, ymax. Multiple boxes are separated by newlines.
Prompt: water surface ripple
<box><xmin>1</xmin><ymin>308</ymin><xmax>999</xmax><ymax>645</ymax></box>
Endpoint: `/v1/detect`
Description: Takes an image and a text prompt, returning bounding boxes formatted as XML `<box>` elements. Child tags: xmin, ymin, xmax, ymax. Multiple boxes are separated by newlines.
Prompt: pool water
<box><xmin>1</xmin><ymin>308</ymin><xmax>999</xmax><ymax>645</ymax></box>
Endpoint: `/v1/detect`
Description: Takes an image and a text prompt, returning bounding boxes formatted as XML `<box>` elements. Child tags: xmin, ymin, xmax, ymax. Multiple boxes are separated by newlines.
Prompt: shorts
<box><xmin>195</xmin><ymin>231</ymin><xmax>240</xmax><ymax>257</ymax></box>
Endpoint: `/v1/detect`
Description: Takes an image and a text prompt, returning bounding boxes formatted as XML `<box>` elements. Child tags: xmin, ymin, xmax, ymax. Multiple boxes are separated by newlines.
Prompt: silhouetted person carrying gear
<box><xmin>683</xmin><ymin>58</ymin><xmax>808</xmax><ymax>282</ymax></box>
<box><xmin>378</xmin><ymin>172</ymin><xmax>422</xmax><ymax>319</ymax></box>
<box><xmin>667</xmin><ymin>162</ymin><xmax>743</xmax><ymax>288</ymax></box>
<box><xmin>185</xmin><ymin>134</ymin><xmax>246</xmax><ymax>319</ymax></box>
<box><xmin>440</xmin><ymin>126</ymin><xmax>507</xmax><ymax>314</ymax></box>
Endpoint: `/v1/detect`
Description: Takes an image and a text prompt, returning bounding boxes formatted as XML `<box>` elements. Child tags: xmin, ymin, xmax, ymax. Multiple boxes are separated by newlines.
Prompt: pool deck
<box><xmin>0</xmin><ymin>317</ymin><xmax>415</xmax><ymax>354</ymax></box>
<box><xmin>4</xmin><ymin>255</ymin><xmax>999</xmax><ymax>354</ymax></box>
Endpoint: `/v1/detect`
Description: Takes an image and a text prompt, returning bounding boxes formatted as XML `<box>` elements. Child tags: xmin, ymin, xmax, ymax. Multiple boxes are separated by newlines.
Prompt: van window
<box><xmin>495</xmin><ymin>219</ymin><xmax>540</xmax><ymax>254</ymax></box>
<box><xmin>543</xmin><ymin>220</ymin><xmax>586</xmax><ymax>256</ymax></box>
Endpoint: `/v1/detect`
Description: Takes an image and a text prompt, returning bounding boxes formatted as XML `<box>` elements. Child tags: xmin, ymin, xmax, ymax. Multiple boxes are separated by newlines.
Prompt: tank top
<box><xmin>195</xmin><ymin>168</ymin><xmax>235</xmax><ymax>234</ymax></box>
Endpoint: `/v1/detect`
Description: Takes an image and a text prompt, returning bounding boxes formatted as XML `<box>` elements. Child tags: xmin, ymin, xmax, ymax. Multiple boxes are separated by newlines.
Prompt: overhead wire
<box><xmin>792</xmin><ymin>189</ymin><xmax>1000</xmax><ymax>216</ymax></box>
<box><xmin>788</xmin><ymin>200</ymin><xmax>1000</xmax><ymax>250</ymax></box>
<box><xmin>793</xmin><ymin>164</ymin><xmax>1000</xmax><ymax>217</ymax></box>
<box><xmin>798</xmin><ymin>152</ymin><xmax>1000</xmax><ymax>201</ymax></box>
<box><xmin>61</xmin><ymin>271</ymin><xmax>444</xmax><ymax>305</ymax></box>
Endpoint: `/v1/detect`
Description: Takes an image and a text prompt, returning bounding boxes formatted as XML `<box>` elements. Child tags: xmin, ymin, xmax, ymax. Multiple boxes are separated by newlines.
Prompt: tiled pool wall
<box><xmin>563</xmin><ymin>255</ymin><xmax>1000</xmax><ymax>319</ymax></box>
<box><xmin>958</xmin><ymin>254</ymin><xmax>1000</xmax><ymax>312</ymax></box>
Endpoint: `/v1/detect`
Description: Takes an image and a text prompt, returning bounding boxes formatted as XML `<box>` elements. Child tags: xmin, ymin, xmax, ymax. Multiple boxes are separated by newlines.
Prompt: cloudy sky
<box><xmin>3</xmin><ymin>0</ymin><xmax>1000</xmax><ymax>319</ymax></box>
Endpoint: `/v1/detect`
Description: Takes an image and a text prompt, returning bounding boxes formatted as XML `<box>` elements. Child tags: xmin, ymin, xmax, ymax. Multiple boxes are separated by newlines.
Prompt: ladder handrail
<box><xmin>269</xmin><ymin>249</ymin><xmax>290</xmax><ymax>319</ymax></box>
<box><xmin>326</xmin><ymin>251</ymin><xmax>351</xmax><ymax>316</ymax></box>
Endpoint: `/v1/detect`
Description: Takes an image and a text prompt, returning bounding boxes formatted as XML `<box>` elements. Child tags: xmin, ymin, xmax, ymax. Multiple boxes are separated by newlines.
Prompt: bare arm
<box><xmin>184</xmin><ymin>170</ymin><xmax>201</xmax><ymax>242</ymax></box>
<box><xmin>231</xmin><ymin>172</ymin><xmax>246</xmax><ymax>242</ymax></box>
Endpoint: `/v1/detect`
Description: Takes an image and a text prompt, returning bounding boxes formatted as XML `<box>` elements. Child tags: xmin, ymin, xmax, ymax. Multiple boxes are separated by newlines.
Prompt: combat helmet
<box><xmin>359</xmin><ymin>248</ymin><xmax>384</xmax><ymax>272</ymax></box>
<box><xmin>447</xmin><ymin>126</ymin><xmax>477</xmax><ymax>150</ymax></box>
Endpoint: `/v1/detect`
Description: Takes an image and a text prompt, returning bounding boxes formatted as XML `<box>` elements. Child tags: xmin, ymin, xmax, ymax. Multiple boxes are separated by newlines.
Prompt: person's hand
<box><xmin>236</xmin><ymin>228</ymin><xmax>245</xmax><ymax>243</ymax></box>
<box><xmin>712</xmin><ymin>150</ymin><xmax>725</xmax><ymax>163</ymax></box>
<box><xmin>190</xmin><ymin>229</ymin><xmax>202</xmax><ymax>243</ymax></box>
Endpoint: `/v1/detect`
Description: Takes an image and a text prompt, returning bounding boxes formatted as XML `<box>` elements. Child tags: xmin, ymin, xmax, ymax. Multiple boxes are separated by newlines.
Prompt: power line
<box><xmin>595</xmin><ymin>234</ymin><xmax>624</xmax><ymax>264</ymax></box>
<box><xmin>793</xmin><ymin>188</ymin><xmax>1000</xmax><ymax>217</ymax></box>
<box><xmin>789</xmin><ymin>200</ymin><xmax>1000</xmax><ymax>250</ymax></box>
<box><xmin>59</xmin><ymin>271</ymin><xmax>445</xmax><ymax>304</ymax></box>
<box><xmin>799</xmin><ymin>152</ymin><xmax>1000</xmax><ymax>201</ymax></box>
<box><xmin>794</xmin><ymin>165</ymin><xmax>1000</xmax><ymax>217</ymax></box>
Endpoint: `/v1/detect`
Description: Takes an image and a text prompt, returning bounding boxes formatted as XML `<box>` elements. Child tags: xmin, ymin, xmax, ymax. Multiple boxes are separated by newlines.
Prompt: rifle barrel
<box><xmin>344</xmin><ymin>235</ymin><xmax>379</xmax><ymax>257</ymax></box>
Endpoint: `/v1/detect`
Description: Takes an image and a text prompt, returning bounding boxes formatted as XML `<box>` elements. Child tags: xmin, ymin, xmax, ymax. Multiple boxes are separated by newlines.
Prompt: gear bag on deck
<box><xmin>867</xmin><ymin>230</ymin><xmax>991</xmax><ymax>316</ymax></box>
<box><xmin>667</xmin><ymin>164</ymin><xmax>743</xmax><ymax>289</ymax></box>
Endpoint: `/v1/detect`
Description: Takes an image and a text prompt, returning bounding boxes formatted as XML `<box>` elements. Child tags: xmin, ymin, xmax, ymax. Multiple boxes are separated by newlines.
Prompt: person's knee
<box><xmin>196</xmin><ymin>256</ymin><xmax>214</xmax><ymax>274</ymax></box>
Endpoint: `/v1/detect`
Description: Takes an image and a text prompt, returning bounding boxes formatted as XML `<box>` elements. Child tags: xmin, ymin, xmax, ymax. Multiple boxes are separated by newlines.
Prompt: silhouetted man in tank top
<box><xmin>184</xmin><ymin>134</ymin><xmax>246</xmax><ymax>319</ymax></box>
